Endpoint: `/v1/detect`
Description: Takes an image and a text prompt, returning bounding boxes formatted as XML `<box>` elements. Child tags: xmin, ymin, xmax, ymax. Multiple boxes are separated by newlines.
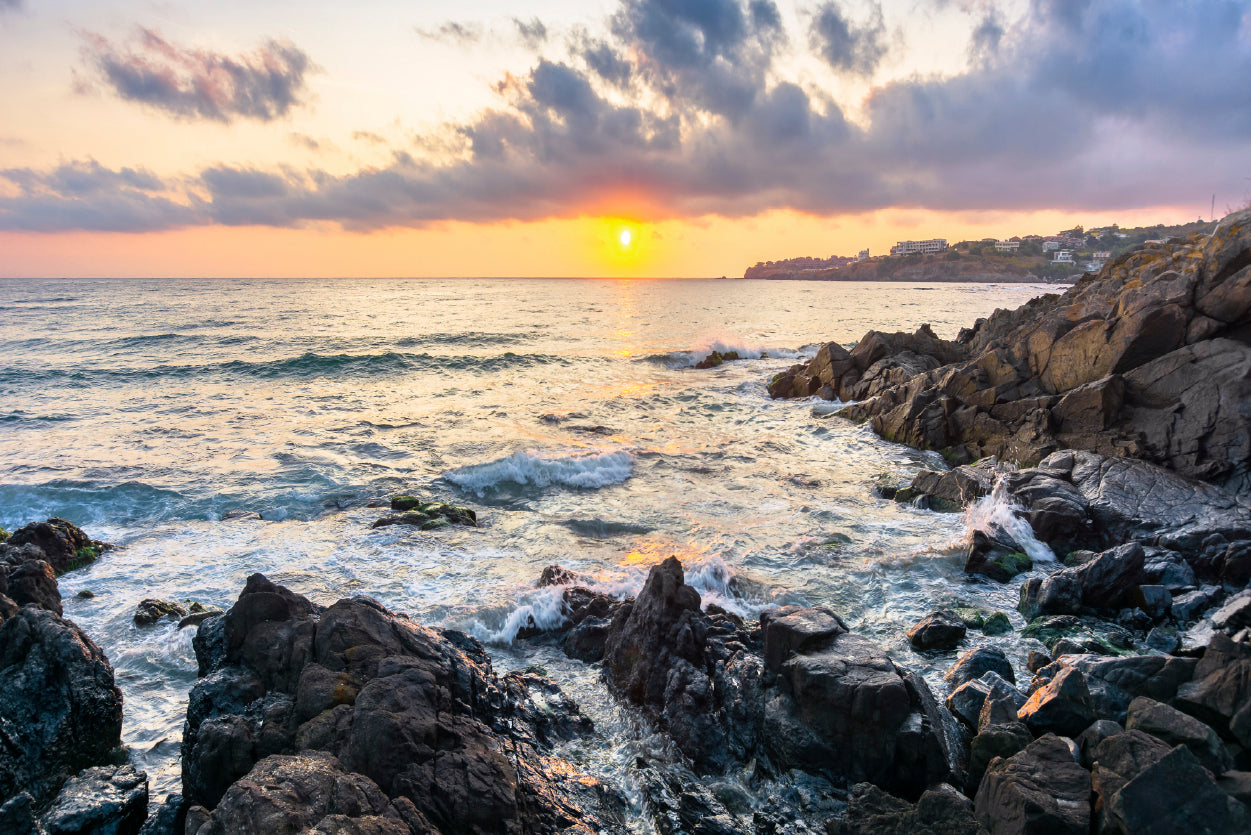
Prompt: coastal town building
<box><xmin>1052</xmin><ymin>250</ymin><xmax>1075</xmax><ymax>264</ymax></box>
<box><xmin>994</xmin><ymin>240</ymin><xmax>1020</xmax><ymax>251</ymax></box>
<box><xmin>890</xmin><ymin>238</ymin><xmax>947</xmax><ymax>256</ymax></box>
<box><xmin>856</xmin><ymin>248</ymin><xmax>870</xmax><ymax>261</ymax></box>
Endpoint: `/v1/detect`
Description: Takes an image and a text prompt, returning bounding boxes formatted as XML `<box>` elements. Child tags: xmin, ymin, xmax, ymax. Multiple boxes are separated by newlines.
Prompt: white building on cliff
<box><xmin>890</xmin><ymin>238</ymin><xmax>947</xmax><ymax>256</ymax></box>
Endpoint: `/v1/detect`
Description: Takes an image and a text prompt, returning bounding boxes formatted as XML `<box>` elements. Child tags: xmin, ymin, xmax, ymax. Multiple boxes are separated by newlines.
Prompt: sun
<box><xmin>619</xmin><ymin>229</ymin><xmax>633</xmax><ymax>247</ymax></box>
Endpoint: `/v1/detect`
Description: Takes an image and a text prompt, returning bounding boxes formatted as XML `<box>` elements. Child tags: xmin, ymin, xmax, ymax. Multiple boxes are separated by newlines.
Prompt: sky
<box><xmin>0</xmin><ymin>0</ymin><xmax>1247</xmax><ymax>277</ymax></box>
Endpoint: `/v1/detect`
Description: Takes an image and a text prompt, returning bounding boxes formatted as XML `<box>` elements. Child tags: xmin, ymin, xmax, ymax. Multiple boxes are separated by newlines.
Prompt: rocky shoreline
<box><xmin>3</xmin><ymin>211</ymin><xmax>1251</xmax><ymax>832</ymax></box>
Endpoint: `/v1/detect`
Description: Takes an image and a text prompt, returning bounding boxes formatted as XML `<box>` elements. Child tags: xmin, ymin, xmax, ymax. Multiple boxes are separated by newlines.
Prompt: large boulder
<box><xmin>41</xmin><ymin>765</ymin><xmax>148</xmax><ymax>835</ymax></box>
<box><xmin>181</xmin><ymin>573</ymin><xmax>626</xmax><ymax>835</ymax></box>
<box><xmin>186</xmin><ymin>752</ymin><xmax>428</xmax><ymax>835</ymax></box>
<box><xmin>602</xmin><ymin>558</ymin><xmax>959</xmax><ymax>797</ymax></box>
<box><xmin>973</xmin><ymin>734</ymin><xmax>1091</xmax><ymax>834</ymax></box>
<box><xmin>0</xmin><ymin>607</ymin><xmax>123</xmax><ymax>805</ymax></box>
<box><xmin>1017</xmin><ymin>666</ymin><xmax>1094</xmax><ymax>737</ymax></box>
<box><xmin>1125</xmin><ymin>696</ymin><xmax>1232</xmax><ymax>775</ymax></box>
<box><xmin>1174</xmin><ymin>633</ymin><xmax>1251</xmax><ymax>747</ymax></box>
<box><xmin>907</xmin><ymin>610</ymin><xmax>967</xmax><ymax>651</ymax></box>
<box><xmin>838</xmin><ymin>782</ymin><xmax>985</xmax><ymax>834</ymax></box>
<box><xmin>1105</xmin><ymin>745</ymin><xmax>1250</xmax><ymax>834</ymax></box>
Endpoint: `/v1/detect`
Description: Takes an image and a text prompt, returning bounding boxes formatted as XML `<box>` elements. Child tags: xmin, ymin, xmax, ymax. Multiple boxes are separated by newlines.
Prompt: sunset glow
<box><xmin>0</xmin><ymin>1</ymin><xmax>1245</xmax><ymax>277</ymax></box>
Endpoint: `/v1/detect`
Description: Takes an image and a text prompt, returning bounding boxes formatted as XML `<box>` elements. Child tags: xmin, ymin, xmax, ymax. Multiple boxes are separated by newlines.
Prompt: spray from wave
<box><xmin>962</xmin><ymin>478</ymin><xmax>1056</xmax><ymax>564</ymax></box>
<box><xmin>444</xmin><ymin>449</ymin><xmax>634</xmax><ymax>495</ymax></box>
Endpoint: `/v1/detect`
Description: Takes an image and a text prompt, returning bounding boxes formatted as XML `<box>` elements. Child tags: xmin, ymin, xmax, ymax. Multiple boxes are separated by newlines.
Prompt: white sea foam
<box><xmin>963</xmin><ymin>478</ymin><xmax>1056</xmax><ymax>564</ymax></box>
<box><xmin>444</xmin><ymin>449</ymin><xmax>634</xmax><ymax>495</ymax></box>
<box><xmin>470</xmin><ymin>585</ymin><xmax>571</xmax><ymax>645</ymax></box>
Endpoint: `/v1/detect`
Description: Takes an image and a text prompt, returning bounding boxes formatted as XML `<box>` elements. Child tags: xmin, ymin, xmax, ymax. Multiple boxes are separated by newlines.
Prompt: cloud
<box><xmin>415</xmin><ymin>21</ymin><xmax>484</xmax><ymax>45</ymax></box>
<box><xmin>81</xmin><ymin>28</ymin><xmax>313</xmax><ymax>123</ymax></box>
<box><xmin>0</xmin><ymin>160</ymin><xmax>199</xmax><ymax>232</ymax></box>
<box><xmin>513</xmin><ymin>17</ymin><xmax>548</xmax><ymax>49</ymax></box>
<box><xmin>810</xmin><ymin>1</ymin><xmax>887</xmax><ymax>76</ymax></box>
<box><xmin>289</xmin><ymin>133</ymin><xmax>322</xmax><ymax>151</ymax></box>
<box><xmin>0</xmin><ymin>0</ymin><xmax>22</xmax><ymax>12</ymax></box>
<box><xmin>11</xmin><ymin>0</ymin><xmax>1251</xmax><ymax>234</ymax></box>
<box><xmin>352</xmin><ymin>130</ymin><xmax>387</xmax><ymax>145</ymax></box>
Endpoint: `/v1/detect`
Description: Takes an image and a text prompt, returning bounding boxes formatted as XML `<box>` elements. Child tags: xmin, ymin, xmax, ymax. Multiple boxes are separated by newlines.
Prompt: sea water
<box><xmin>0</xmin><ymin>277</ymin><xmax>1053</xmax><ymax>808</ymax></box>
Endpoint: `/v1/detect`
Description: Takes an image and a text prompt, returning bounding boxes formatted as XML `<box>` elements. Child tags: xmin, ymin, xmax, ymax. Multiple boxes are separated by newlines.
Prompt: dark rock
<box><xmin>1174</xmin><ymin>633</ymin><xmax>1251</xmax><ymax>747</ymax></box>
<box><xmin>974</xmin><ymin>734</ymin><xmax>1091</xmax><ymax>835</ymax></box>
<box><xmin>373</xmin><ymin>498</ymin><xmax>476</xmax><ymax>529</ymax></box>
<box><xmin>945</xmin><ymin>645</ymin><xmax>1016</xmax><ymax>689</ymax></box>
<box><xmin>1075</xmin><ymin>719</ymin><xmax>1123</xmax><ymax>768</ymax></box>
<box><xmin>1051</xmin><ymin>637</ymin><xmax>1094</xmax><ymax>658</ymax></box>
<box><xmin>133</xmin><ymin>598</ymin><xmax>188</xmax><ymax>627</ymax></box>
<box><xmin>1027</xmin><ymin>650</ymin><xmax>1052</xmax><ymax>673</ymax></box>
<box><xmin>1106</xmin><ymin>745</ymin><xmax>1250</xmax><ymax>834</ymax></box>
<box><xmin>535</xmin><ymin>564</ymin><xmax>586</xmax><ymax>587</ymax></box>
<box><xmin>1031</xmin><ymin>652</ymin><xmax>1197</xmax><ymax>725</ymax></box>
<box><xmin>894</xmin><ymin>463</ymin><xmax>997</xmax><ymax>512</ymax></box>
<box><xmin>8</xmin><ymin>559</ymin><xmax>62</xmax><ymax>615</ymax></box>
<box><xmin>41</xmin><ymin>764</ymin><xmax>148</xmax><ymax>835</ymax></box>
<box><xmin>219</xmin><ymin>510</ymin><xmax>261</xmax><ymax>521</ymax></box>
<box><xmin>838</xmin><ymin>782</ymin><xmax>985</xmax><ymax>834</ymax></box>
<box><xmin>1017</xmin><ymin>666</ymin><xmax>1095</xmax><ymax>737</ymax></box>
<box><xmin>1017</xmin><ymin>571</ymin><xmax>1082</xmax><ymax>620</ymax></box>
<box><xmin>1223</xmin><ymin>541</ymin><xmax>1251</xmax><ymax>587</ymax></box>
<box><xmin>137</xmin><ymin>794</ymin><xmax>184</xmax><ymax>835</ymax></box>
<box><xmin>76</xmin><ymin>589</ymin><xmax>94</xmax><ymax>599</ymax></box>
<box><xmin>563</xmin><ymin>615</ymin><xmax>612</xmax><ymax>662</ymax></box>
<box><xmin>1172</xmin><ymin>585</ymin><xmax>1224</xmax><ymax>624</ymax></box>
<box><xmin>964</xmin><ymin>532</ymin><xmax>1033</xmax><ymax>583</ymax></box>
<box><xmin>0</xmin><ymin>792</ymin><xmax>40</xmax><ymax>835</ymax></box>
<box><xmin>1145</xmin><ymin>626</ymin><xmax>1181</xmax><ymax>654</ymax></box>
<box><xmin>907</xmin><ymin>610</ymin><xmax>967</xmax><ymax>651</ymax></box>
<box><xmin>0</xmin><ymin>607</ymin><xmax>123</xmax><ymax>805</ymax></box>
<box><xmin>3</xmin><ymin>518</ymin><xmax>107</xmax><ymax>575</ymax></box>
<box><xmin>1019</xmin><ymin>614</ymin><xmax>1135</xmax><ymax>656</ymax></box>
<box><xmin>1125</xmin><ymin>695</ymin><xmax>1232</xmax><ymax>775</ymax></box>
<box><xmin>1074</xmin><ymin>542</ymin><xmax>1145</xmax><ymax>610</ymax></box>
<box><xmin>946</xmin><ymin>672</ymin><xmax>1024</xmax><ymax>731</ymax></box>
<box><xmin>1219</xmin><ymin>772</ymin><xmax>1251</xmax><ymax>808</ymax></box>
<box><xmin>1142</xmin><ymin>551</ymin><xmax>1196</xmax><ymax>591</ymax></box>
<box><xmin>982</xmin><ymin>612</ymin><xmax>1012</xmax><ymax>636</ymax></box>
<box><xmin>1090</xmin><ymin>729</ymin><xmax>1173</xmax><ymax>832</ymax></box>
<box><xmin>1211</xmin><ymin>590</ymin><xmax>1251</xmax><ymax>633</ymax></box>
<box><xmin>182</xmin><ymin>575</ymin><xmax>625</xmax><ymax>834</ymax></box>
<box><xmin>967</xmin><ymin>721</ymin><xmax>1033</xmax><ymax>797</ymax></box>
<box><xmin>979</xmin><ymin>680</ymin><xmax>1030</xmax><ymax>733</ymax></box>
<box><xmin>761</xmin><ymin>606</ymin><xmax>846</xmax><ymax>671</ymax></box>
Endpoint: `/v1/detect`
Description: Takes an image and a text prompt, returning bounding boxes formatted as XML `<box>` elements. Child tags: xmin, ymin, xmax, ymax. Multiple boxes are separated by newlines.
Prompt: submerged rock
<box><xmin>134</xmin><ymin>598</ymin><xmax>189</xmax><ymax>626</ymax></box>
<box><xmin>372</xmin><ymin>497</ymin><xmax>477</xmax><ymax>530</ymax></box>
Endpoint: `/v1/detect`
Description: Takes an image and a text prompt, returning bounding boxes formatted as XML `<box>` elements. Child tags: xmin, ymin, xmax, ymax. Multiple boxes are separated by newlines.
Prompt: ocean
<box><xmin>0</xmin><ymin>276</ymin><xmax>1053</xmax><ymax>811</ymax></box>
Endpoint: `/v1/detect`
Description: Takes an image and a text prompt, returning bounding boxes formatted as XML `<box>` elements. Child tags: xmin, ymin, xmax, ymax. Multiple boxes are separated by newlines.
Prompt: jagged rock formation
<box><xmin>771</xmin><ymin>210</ymin><xmax>1251</xmax><ymax>492</ymax></box>
<box><xmin>180</xmin><ymin>573</ymin><xmax>625</xmax><ymax>834</ymax></box>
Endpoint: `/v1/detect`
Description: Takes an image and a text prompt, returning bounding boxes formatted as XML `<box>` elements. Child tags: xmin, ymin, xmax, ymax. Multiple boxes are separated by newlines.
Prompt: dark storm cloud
<box><xmin>82</xmin><ymin>29</ymin><xmax>313</xmax><ymax>123</ymax></box>
<box><xmin>609</xmin><ymin>0</ymin><xmax>785</xmax><ymax>120</ymax></box>
<box><xmin>810</xmin><ymin>1</ymin><xmax>887</xmax><ymax>76</ymax></box>
<box><xmin>11</xmin><ymin>0</ymin><xmax>1251</xmax><ymax>234</ymax></box>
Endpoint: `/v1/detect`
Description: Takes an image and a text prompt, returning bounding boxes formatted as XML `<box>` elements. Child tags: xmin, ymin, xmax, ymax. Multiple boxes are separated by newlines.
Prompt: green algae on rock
<box><xmin>372</xmin><ymin>496</ymin><xmax>478</xmax><ymax>530</ymax></box>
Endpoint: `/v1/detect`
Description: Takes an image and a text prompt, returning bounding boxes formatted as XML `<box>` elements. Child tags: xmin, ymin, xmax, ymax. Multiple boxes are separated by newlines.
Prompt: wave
<box><xmin>643</xmin><ymin>333</ymin><xmax>809</xmax><ymax>369</ymax></box>
<box><xmin>0</xmin><ymin>350</ymin><xmax>573</xmax><ymax>387</ymax></box>
<box><xmin>444</xmin><ymin>449</ymin><xmax>634</xmax><ymax>496</ymax></box>
<box><xmin>395</xmin><ymin>331</ymin><xmax>540</xmax><ymax>348</ymax></box>
<box><xmin>963</xmin><ymin>479</ymin><xmax>1056</xmax><ymax>564</ymax></box>
<box><xmin>470</xmin><ymin>555</ymin><xmax>765</xmax><ymax>645</ymax></box>
<box><xmin>0</xmin><ymin>480</ymin><xmax>189</xmax><ymax>529</ymax></box>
